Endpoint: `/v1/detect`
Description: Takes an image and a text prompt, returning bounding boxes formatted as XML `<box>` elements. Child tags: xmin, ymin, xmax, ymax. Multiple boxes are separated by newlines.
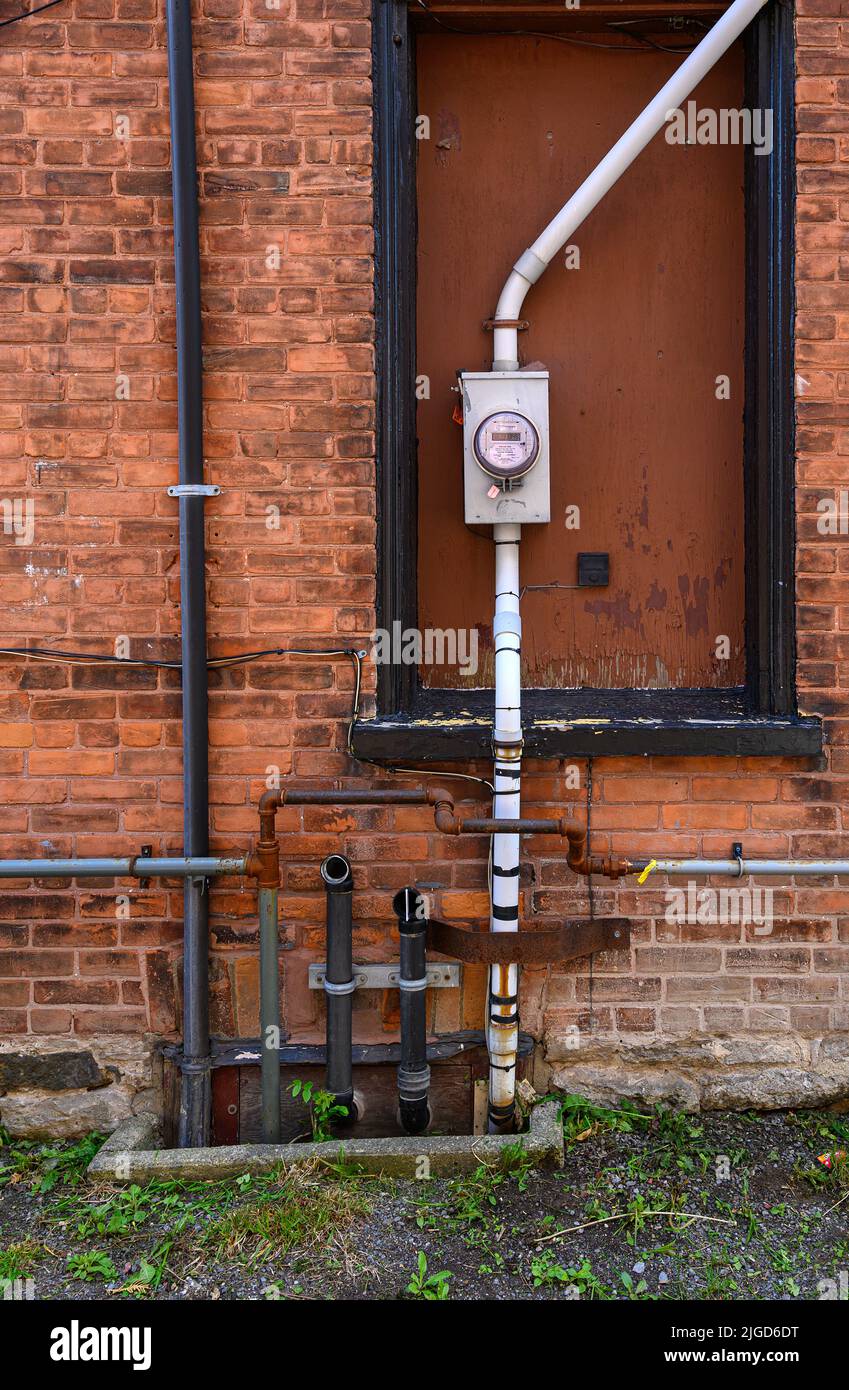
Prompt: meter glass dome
<box><xmin>473</xmin><ymin>411</ymin><xmax>540</xmax><ymax>480</ymax></box>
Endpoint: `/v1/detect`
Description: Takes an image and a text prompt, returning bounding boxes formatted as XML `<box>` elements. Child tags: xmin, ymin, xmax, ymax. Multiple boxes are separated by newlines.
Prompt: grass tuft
<box><xmin>199</xmin><ymin>1164</ymin><xmax>371</xmax><ymax>1267</ymax></box>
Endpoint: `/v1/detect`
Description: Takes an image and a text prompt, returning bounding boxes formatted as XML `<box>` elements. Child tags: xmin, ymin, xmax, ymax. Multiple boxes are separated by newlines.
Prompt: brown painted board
<box><xmin>238</xmin><ymin>1061</ymin><xmax>475</xmax><ymax>1141</ymax></box>
<box><xmin>415</xmin><ymin>34</ymin><xmax>746</xmax><ymax>690</ymax></box>
<box><xmin>234</xmin><ymin>1051</ymin><xmax>533</xmax><ymax>1142</ymax></box>
<box><xmin>212</xmin><ymin>1063</ymin><xmax>241</xmax><ymax>1146</ymax></box>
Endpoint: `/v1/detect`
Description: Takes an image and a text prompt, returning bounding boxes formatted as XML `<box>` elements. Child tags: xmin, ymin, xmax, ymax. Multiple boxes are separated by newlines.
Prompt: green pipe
<box><xmin>259</xmin><ymin>884</ymin><xmax>281</xmax><ymax>1143</ymax></box>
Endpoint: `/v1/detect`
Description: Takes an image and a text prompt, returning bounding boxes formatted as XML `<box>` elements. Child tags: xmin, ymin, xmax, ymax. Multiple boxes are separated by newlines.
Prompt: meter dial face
<box><xmin>473</xmin><ymin>411</ymin><xmax>540</xmax><ymax>480</ymax></box>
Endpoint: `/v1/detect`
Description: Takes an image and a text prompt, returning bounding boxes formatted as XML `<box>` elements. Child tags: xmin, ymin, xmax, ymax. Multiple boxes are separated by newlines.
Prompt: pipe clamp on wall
<box><xmin>323</xmin><ymin>978</ymin><xmax>356</xmax><ymax>996</ymax></box>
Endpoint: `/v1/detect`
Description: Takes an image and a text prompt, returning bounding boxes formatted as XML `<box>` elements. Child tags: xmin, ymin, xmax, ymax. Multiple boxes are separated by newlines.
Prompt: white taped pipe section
<box><xmin>489</xmin><ymin>522</ymin><xmax>522</xmax><ymax>1127</ymax></box>
<box><xmin>484</xmin><ymin>0</ymin><xmax>772</xmax><ymax>1126</ymax></box>
<box><xmin>492</xmin><ymin>0</ymin><xmax>771</xmax><ymax>370</ymax></box>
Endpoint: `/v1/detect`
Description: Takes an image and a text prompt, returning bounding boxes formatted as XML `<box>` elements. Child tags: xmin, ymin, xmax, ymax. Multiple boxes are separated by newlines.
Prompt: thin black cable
<box><xmin>606</xmin><ymin>21</ymin><xmax>705</xmax><ymax>55</ymax></box>
<box><xmin>0</xmin><ymin>643</ymin><xmax>358</xmax><ymax>670</ymax></box>
<box><xmin>0</xmin><ymin>643</ymin><xmax>490</xmax><ymax>779</ymax></box>
<box><xmin>0</xmin><ymin>643</ymin><xmax>364</xmax><ymax>754</ymax></box>
<box><xmin>412</xmin><ymin>0</ymin><xmax>698</xmax><ymax>55</ymax></box>
<box><xmin>0</xmin><ymin>0</ymin><xmax>67</xmax><ymax>29</ymax></box>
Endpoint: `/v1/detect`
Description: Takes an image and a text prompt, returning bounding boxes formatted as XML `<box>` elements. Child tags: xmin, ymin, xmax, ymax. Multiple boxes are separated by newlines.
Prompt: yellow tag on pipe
<box><xmin>637</xmin><ymin>859</ymin><xmax>657</xmax><ymax>885</ymax></box>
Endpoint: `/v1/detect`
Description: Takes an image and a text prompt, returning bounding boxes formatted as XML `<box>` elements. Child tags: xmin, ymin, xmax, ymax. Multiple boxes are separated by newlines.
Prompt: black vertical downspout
<box><xmin>165</xmin><ymin>0</ymin><xmax>211</xmax><ymax>1148</ymax></box>
<box><xmin>393</xmin><ymin>888</ymin><xmax>431</xmax><ymax>1135</ymax></box>
<box><xmin>320</xmin><ymin>854</ymin><xmax>357</xmax><ymax>1122</ymax></box>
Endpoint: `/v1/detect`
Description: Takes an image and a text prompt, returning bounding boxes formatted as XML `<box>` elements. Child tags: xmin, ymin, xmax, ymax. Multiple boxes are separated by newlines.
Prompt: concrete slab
<box><xmin>87</xmin><ymin>1101</ymin><xmax>564</xmax><ymax>1181</ymax></box>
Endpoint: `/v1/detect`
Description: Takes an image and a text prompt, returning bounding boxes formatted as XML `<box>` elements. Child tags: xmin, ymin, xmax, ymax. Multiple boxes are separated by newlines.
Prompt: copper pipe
<box><xmin>461</xmin><ymin>816</ymin><xmax>574</xmax><ymax>835</ymax></box>
<box><xmin>429</xmin><ymin>788</ymin><xmax>588</xmax><ymax>842</ymax></box>
<box><xmin>257</xmin><ymin>788</ymin><xmax>282</xmax><ymax>845</ymax></box>
<box><xmin>250</xmin><ymin>785</ymin><xmax>637</xmax><ymax>882</ymax></box>
<box><xmin>251</xmin><ymin>786</ymin><xmax>458</xmax><ymax>884</ymax></box>
<box><xmin>565</xmin><ymin>821</ymin><xmax>637</xmax><ymax>881</ymax></box>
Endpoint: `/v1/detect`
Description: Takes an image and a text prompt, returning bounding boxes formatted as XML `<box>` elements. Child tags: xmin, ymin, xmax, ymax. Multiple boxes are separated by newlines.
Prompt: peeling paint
<box><xmin>677</xmin><ymin>573</ymin><xmax>709</xmax><ymax>637</ymax></box>
<box><xmin>583</xmin><ymin>590</ymin><xmax>643</xmax><ymax>633</ymax></box>
<box><xmin>714</xmin><ymin>556</ymin><xmax>732</xmax><ymax>590</ymax></box>
<box><xmin>435</xmin><ymin>108</ymin><xmax>461</xmax><ymax>166</ymax></box>
<box><xmin>646</xmin><ymin>580</ymin><xmax>667</xmax><ymax>612</ymax></box>
<box><xmin>638</xmin><ymin>467</ymin><xmax>649</xmax><ymax>529</ymax></box>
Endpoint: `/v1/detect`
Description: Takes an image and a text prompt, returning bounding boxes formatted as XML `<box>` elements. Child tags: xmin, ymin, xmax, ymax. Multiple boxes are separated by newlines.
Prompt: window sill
<box><xmin>354</xmin><ymin>689</ymin><xmax>823</xmax><ymax>761</ymax></box>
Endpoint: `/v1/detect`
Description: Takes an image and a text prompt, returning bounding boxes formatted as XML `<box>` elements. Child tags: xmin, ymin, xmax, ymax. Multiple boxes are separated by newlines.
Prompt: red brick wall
<box><xmin>0</xmin><ymin>0</ymin><xmax>378</xmax><ymax>1041</ymax></box>
<box><xmin>0</xmin><ymin>4</ymin><xmax>847</xmax><ymax>1103</ymax></box>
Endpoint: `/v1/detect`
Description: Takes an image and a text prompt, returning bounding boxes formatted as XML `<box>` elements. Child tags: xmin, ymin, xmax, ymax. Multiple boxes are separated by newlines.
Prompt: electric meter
<box><xmin>460</xmin><ymin>370</ymin><xmax>550</xmax><ymax>526</ymax></box>
<box><xmin>473</xmin><ymin>411</ymin><xmax>540</xmax><ymax>481</ymax></box>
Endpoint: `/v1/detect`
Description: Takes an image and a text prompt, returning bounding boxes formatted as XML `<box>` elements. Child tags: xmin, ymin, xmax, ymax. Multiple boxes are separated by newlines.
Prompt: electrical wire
<box><xmin>0</xmin><ymin>0</ymin><xmax>67</xmax><ymax>28</ymax></box>
<box><xmin>0</xmin><ymin>642</ymin><xmax>495</xmax><ymax>786</ymax></box>
<box><xmin>412</xmin><ymin>0</ymin><xmax>700</xmax><ymax>54</ymax></box>
<box><xmin>0</xmin><ymin>643</ymin><xmax>365</xmax><ymax>755</ymax></box>
<box><xmin>371</xmin><ymin>765</ymin><xmax>494</xmax><ymax>795</ymax></box>
<box><xmin>0</xmin><ymin>643</ymin><xmax>359</xmax><ymax>671</ymax></box>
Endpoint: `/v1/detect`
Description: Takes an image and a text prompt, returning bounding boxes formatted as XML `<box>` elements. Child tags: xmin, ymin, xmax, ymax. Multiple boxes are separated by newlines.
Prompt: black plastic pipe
<box><xmin>393</xmin><ymin>888</ymin><xmax>431</xmax><ymax>1135</ymax></box>
<box><xmin>165</xmin><ymin>0</ymin><xmax>211</xmax><ymax>1149</ymax></box>
<box><xmin>320</xmin><ymin>855</ymin><xmax>357</xmax><ymax>1123</ymax></box>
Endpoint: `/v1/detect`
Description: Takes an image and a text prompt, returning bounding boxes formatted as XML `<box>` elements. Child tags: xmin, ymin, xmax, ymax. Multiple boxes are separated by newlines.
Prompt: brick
<box><xmin>0</xmin><ymin>951</ymin><xmax>73</xmax><ymax>978</ymax></box>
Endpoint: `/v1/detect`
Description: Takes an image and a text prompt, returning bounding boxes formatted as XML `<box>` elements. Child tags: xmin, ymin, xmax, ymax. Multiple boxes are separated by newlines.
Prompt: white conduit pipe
<box><xmin>488</xmin><ymin>522</ymin><xmax>523</xmax><ymax>1131</ymax></box>
<box><xmin>492</xmin><ymin>0</ymin><xmax>771</xmax><ymax>371</ymax></box>
<box><xmin>486</xmin><ymin>0</ymin><xmax>772</xmax><ymax>1129</ymax></box>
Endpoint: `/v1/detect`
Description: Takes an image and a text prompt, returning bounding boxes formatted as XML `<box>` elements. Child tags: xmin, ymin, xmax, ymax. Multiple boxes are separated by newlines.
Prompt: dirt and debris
<box><xmin>1</xmin><ymin>1100</ymin><xmax>848</xmax><ymax>1302</ymax></box>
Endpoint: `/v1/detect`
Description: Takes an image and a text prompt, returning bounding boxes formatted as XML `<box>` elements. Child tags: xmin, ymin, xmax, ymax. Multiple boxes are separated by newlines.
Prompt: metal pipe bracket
<box><xmin>425</xmin><ymin>917</ymin><xmax>630</xmax><ymax>964</ymax></box>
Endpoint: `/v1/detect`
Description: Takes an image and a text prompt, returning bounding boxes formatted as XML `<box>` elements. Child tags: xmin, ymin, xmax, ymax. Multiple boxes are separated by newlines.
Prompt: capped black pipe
<box><xmin>393</xmin><ymin>887</ymin><xmax>431</xmax><ymax>1135</ymax></box>
<box><xmin>320</xmin><ymin>854</ymin><xmax>357</xmax><ymax>1123</ymax></box>
<box><xmin>165</xmin><ymin>0</ymin><xmax>211</xmax><ymax>1148</ymax></box>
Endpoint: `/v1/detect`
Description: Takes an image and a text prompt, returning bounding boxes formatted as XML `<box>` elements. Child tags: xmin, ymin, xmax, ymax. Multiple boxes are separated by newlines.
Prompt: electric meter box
<box><xmin>460</xmin><ymin>370</ymin><xmax>550</xmax><ymax>526</ymax></box>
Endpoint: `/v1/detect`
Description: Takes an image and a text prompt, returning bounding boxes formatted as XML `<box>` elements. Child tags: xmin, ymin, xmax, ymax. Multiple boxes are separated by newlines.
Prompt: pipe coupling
<box><xmin>493</xmin><ymin>734</ymin><xmax>524</xmax><ymax>759</ymax></box>
<box><xmin>246</xmin><ymin>835</ymin><xmax>280</xmax><ymax>889</ymax></box>
<box><xmin>513</xmin><ymin>247</ymin><xmax>548</xmax><ymax>286</ymax></box>
<box><xmin>397</xmin><ymin>1063</ymin><xmax>431</xmax><ymax>1099</ymax></box>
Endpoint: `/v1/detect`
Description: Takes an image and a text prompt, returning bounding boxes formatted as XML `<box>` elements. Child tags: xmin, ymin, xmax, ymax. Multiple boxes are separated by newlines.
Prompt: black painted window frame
<box><xmin>358</xmin><ymin>0</ymin><xmax>821</xmax><ymax>762</ymax></box>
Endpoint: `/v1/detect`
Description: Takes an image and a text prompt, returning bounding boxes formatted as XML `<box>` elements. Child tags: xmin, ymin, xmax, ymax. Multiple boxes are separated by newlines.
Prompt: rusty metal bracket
<box><xmin>425</xmin><ymin>917</ymin><xmax>630</xmax><ymax>965</ymax></box>
<box><xmin>482</xmin><ymin>318</ymin><xmax>530</xmax><ymax>332</ymax></box>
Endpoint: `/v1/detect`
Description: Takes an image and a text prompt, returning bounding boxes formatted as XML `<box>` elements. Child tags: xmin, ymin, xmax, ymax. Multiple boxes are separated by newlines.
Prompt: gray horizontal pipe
<box><xmin>0</xmin><ymin>856</ymin><xmax>249</xmax><ymax>880</ymax></box>
<box><xmin>642</xmin><ymin>859</ymin><xmax>849</xmax><ymax>877</ymax></box>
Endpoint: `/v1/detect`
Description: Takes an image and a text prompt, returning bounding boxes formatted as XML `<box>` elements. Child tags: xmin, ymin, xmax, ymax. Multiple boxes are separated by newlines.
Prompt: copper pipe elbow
<box><xmin>427</xmin><ymin>786</ymin><xmax>459</xmax><ymax>835</ymax></box>
<box><xmin>249</xmin><ymin>788</ymin><xmax>283</xmax><ymax>887</ymax></box>
<box><xmin>258</xmin><ymin>788</ymin><xmax>283</xmax><ymax>842</ymax></box>
<box><xmin>564</xmin><ymin>818</ymin><xmax>636</xmax><ymax>880</ymax></box>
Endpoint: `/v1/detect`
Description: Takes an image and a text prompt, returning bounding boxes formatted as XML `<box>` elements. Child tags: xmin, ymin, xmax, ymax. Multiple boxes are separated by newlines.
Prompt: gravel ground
<box><xmin>2</xmin><ymin>1105</ymin><xmax>848</xmax><ymax>1301</ymax></box>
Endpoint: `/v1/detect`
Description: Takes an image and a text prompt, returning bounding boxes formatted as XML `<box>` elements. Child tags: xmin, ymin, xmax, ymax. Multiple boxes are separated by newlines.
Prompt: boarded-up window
<box><xmin>415</xmin><ymin>34</ymin><xmax>745</xmax><ymax>690</ymax></box>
